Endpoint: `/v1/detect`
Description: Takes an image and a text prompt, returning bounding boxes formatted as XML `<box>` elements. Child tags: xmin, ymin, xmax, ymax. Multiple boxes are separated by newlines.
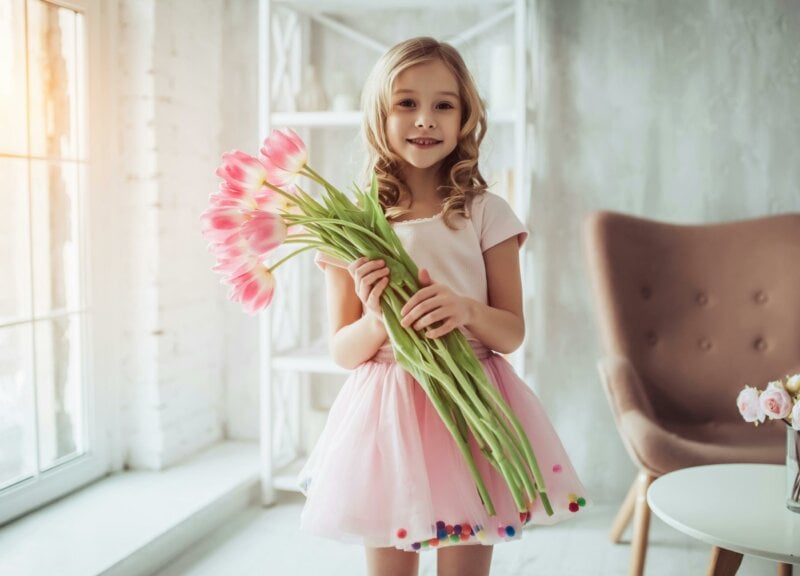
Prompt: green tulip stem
<box><xmin>382</xmin><ymin>302</ymin><xmax>496</xmax><ymax>515</ymax></box>
<box><xmin>267</xmin><ymin>244</ymin><xmax>318</xmax><ymax>272</ymax></box>
<box><xmin>382</xmin><ymin>288</ymin><xmax>535</xmax><ymax>512</ymax></box>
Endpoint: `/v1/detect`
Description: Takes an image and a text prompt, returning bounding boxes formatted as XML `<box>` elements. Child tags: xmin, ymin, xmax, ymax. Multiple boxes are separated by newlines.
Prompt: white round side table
<box><xmin>648</xmin><ymin>464</ymin><xmax>799</xmax><ymax>575</ymax></box>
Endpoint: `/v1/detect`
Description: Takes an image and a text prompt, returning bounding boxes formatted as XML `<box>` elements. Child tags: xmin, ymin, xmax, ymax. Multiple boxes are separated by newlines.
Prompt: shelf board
<box><xmin>270</xmin><ymin>109</ymin><xmax>518</xmax><ymax>128</ymax></box>
<box><xmin>272</xmin><ymin>343</ymin><xmax>350</xmax><ymax>374</ymax></box>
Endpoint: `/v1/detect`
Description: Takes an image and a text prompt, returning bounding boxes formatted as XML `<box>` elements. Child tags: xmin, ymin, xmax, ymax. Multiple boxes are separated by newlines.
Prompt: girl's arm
<box><xmin>325</xmin><ymin>261</ymin><xmax>389</xmax><ymax>370</ymax></box>
<box><xmin>464</xmin><ymin>237</ymin><xmax>525</xmax><ymax>353</ymax></box>
<box><xmin>400</xmin><ymin>237</ymin><xmax>525</xmax><ymax>354</ymax></box>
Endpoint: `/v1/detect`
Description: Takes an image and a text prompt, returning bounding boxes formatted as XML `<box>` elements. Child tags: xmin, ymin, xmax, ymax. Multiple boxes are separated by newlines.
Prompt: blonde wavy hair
<box><xmin>361</xmin><ymin>37</ymin><xmax>488</xmax><ymax>227</ymax></box>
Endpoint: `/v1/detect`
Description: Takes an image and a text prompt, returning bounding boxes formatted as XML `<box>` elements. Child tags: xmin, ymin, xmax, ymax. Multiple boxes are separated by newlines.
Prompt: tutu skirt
<box><xmin>298</xmin><ymin>344</ymin><xmax>589</xmax><ymax>551</ymax></box>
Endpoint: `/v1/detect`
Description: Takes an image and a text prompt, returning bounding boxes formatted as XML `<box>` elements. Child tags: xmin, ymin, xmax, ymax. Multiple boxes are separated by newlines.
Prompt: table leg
<box><xmin>706</xmin><ymin>547</ymin><xmax>743</xmax><ymax>576</ymax></box>
<box><xmin>777</xmin><ymin>563</ymin><xmax>793</xmax><ymax>576</ymax></box>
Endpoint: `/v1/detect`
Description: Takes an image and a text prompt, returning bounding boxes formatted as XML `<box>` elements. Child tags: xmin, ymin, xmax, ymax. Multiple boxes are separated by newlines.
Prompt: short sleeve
<box><xmin>473</xmin><ymin>192</ymin><xmax>528</xmax><ymax>252</ymax></box>
<box><xmin>314</xmin><ymin>251</ymin><xmax>349</xmax><ymax>271</ymax></box>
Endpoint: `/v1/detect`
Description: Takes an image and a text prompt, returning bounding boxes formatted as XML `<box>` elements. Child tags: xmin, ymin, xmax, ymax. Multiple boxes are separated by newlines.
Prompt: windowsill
<box><xmin>0</xmin><ymin>441</ymin><xmax>260</xmax><ymax>576</ymax></box>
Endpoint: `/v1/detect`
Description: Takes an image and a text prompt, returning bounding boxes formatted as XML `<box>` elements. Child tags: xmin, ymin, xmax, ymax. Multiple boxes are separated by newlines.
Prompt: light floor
<box><xmin>153</xmin><ymin>492</ymin><xmax>787</xmax><ymax>576</ymax></box>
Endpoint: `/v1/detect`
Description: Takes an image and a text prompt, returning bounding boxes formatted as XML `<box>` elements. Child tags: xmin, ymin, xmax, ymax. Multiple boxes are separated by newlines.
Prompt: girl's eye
<box><xmin>397</xmin><ymin>99</ymin><xmax>415</xmax><ymax>108</ymax></box>
<box><xmin>436</xmin><ymin>102</ymin><xmax>455</xmax><ymax>110</ymax></box>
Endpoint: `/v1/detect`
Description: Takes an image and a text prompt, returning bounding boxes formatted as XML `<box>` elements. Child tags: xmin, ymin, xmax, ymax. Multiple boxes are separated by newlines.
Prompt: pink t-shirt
<box><xmin>315</xmin><ymin>192</ymin><xmax>528</xmax><ymax>341</ymax></box>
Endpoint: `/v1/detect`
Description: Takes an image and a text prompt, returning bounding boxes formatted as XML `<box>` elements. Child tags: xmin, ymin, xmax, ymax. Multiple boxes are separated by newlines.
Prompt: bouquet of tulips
<box><xmin>736</xmin><ymin>373</ymin><xmax>800</xmax><ymax>506</ymax></box>
<box><xmin>200</xmin><ymin>129</ymin><xmax>551</xmax><ymax>517</ymax></box>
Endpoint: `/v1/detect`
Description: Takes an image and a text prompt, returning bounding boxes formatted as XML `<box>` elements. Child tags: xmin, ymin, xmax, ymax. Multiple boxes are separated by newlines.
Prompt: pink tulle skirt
<box><xmin>298</xmin><ymin>343</ymin><xmax>589</xmax><ymax>551</ymax></box>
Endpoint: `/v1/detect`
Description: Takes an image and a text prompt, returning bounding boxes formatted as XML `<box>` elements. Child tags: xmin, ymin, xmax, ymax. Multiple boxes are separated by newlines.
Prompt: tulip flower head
<box><xmin>259</xmin><ymin>128</ymin><xmax>308</xmax><ymax>188</ymax></box>
<box><xmin>225</xmin><ymin>264</ymin><xmax>276</xmax><ymax>315</ymax></box>
<box><xmin>215</xmin><ymin>150</ymin><xmax>270</xmax><ymax>206</ymax></box>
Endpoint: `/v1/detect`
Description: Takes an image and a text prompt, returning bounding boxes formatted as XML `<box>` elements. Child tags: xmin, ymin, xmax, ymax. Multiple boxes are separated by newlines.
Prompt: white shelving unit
<box><xmin>257</xmin><ymin>0</ymin><xmax>532</xmax><ymax>505</ymax></box>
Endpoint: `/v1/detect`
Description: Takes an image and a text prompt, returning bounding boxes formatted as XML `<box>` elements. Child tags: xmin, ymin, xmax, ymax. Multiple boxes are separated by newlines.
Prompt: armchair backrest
<box><xmin>585</xmin><ymin>211</ymin><xmax>800</xmax><ymax>424</ymax></box>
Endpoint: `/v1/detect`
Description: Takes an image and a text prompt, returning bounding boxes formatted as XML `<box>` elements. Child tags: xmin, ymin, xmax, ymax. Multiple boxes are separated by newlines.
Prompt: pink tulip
<box><xmin>239</xmin><ymin>211</ymin><xmax>287</xmax><ymax>255</ymax></box>
<box><xmin>737</xmin><ymin>386</ymin><xmax>765</xmax><ymax>424</ymax></box>
<box><xmin>208</xmin><ymin>189</ymin><xmax>244</xmax><ymax>208</ymax></box>
<box><xmin>759</xmin><ymin>384</ymin><xmax>793</xmax><ymax>420</ymax></box>
<box><xmin>212</xmin><ymin>252</ymin><xmax>259</xmax><ymax>279</ymax></box>
<box><xmin>215</xmin><ymin>150</ymin><xmax>268</xmax><ymax>202</ymax></box>
<box><xmin>260</xmin><ymin>128</ymin><xmax>308</xmax><ymax>187</ymax></box>
<box><xmin>255</xmin><ymin>187</ymin><xmax>296</xmax><ymax>214</ymax></box>
<box><xmin>200</xmin><ymin>203</ymin><xmax>249</xmax><ymax>245</ymax></box>
<box><xmin>225</xmin><ymin>264</ymin><xmax>276</xmax><ymax>315</ymax></box>
<box><xmin>202</xmin><ymin>201</ymin><xmax>287</xmax><ymax>254</ymax></box>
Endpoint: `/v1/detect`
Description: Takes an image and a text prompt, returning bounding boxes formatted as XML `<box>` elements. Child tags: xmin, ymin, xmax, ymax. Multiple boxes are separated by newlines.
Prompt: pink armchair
<box><xmin>584</xmin><ymin>211</ymin><xmax>798</xmax><ymax>576</ymax></box>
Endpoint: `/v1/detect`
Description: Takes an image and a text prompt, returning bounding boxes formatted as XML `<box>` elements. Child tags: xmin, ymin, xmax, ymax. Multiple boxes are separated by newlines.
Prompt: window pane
<box><xmin>0</xmin><ymin>324</ymin><xmax>36</xmax><ymax>489</ymax></box>
<box><xmin>31</xmin><ymin>159</ymin><xmax>83</xmax><ymax>315</ymax></box>
<box><xmin>0</xmin><ymin>158</ymin><xmax>33</xmax><ymax>322</ymax></box>
<box><xmin>27</xmin><ymin>0</ymin><xmax>81</xmax><ymax>160</ymax></box>
<box><xmin>0</xmin><ymin>0</ymin><xmax>28</xmax><ymax>156</ymax></box>
<box><xmin>35</xmin><ymin>314</ymin><xmax>84</xmax><ymax>469</ymax></box>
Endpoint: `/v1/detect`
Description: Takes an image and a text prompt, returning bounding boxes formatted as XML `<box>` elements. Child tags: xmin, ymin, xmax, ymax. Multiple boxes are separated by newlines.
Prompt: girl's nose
<box><xmin>415</xmin><ymin>115</ymin><xmax>435</xmax><ymax>129</ymax></box>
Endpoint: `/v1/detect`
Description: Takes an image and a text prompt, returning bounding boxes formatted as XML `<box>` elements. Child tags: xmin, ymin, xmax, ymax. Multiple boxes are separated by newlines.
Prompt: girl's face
<box><xmin>385</xmin><ymin>59</ymin><xmax>461</xmax><ymax>174</ymax></box>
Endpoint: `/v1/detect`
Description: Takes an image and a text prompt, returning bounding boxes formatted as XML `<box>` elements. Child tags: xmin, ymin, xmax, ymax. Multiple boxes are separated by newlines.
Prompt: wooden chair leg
<box><xmin>706</xmin><ymin>546</ymin><xmax>743</xmax><ymax>576</ymax></box>
<box><xmin>629</xmin><ymin>471</ymin><xmax>655</xmax><ymax>576</ymax></box>
<box><xmin>610</xmin><ymin>475</ymin><xmax>639</xmax><ymax>543</ymax></box>
<box><xmin>777</xmin><ymin>563</ymin><xmax>793</xmax><ymax>576</ymax></box>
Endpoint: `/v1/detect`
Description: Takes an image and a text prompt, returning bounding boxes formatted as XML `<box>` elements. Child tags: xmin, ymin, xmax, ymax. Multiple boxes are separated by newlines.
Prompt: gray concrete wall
<box><xmin>530</xmin><ymin>0</ymin><xmax>800</xmax><ymax>501</ymax></box>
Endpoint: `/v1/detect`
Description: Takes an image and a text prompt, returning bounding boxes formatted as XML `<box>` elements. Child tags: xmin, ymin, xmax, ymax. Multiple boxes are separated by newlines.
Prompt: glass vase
<box><xmin>788</xmin><ymin>426</ymin><xmax>800</xmax><ymax>513</ymax></box>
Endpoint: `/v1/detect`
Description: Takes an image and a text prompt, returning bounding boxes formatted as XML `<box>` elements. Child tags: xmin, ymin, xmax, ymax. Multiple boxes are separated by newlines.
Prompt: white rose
<box><xmin>767</xmin><ymin>380</ymin><xmax>785</xmax><ymax>391</ymax></box>
<box><xmin>737</xmin><ymin>387</ymin><xmax>764</xmax><ymax>423</ymax></box>
<box><xmin>785</xmin><ymin>374</ymin><xmax>800</xmax><ymax>394</ymax></box>
<box><xmin>759</xmin><ymin>385</ymin><xmax>793</xmax><ymax>420</ymax></box>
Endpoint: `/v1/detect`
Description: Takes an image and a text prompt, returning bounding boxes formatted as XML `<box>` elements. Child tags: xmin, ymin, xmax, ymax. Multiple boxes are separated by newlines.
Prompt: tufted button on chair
<box><xmin>583</xmin><ymin>211</ymin><xmax>799</xmax><ymax>576</ymax></box>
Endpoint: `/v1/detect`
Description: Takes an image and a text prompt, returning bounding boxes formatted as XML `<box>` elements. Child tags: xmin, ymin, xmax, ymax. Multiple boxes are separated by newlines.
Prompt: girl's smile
<box><xmin>406</xmin><ymin>137</ymin><xmax>443</xmax><ymax>148</ymax></box>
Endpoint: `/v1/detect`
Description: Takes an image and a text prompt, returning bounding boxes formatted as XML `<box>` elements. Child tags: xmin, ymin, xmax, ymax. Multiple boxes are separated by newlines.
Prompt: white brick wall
<box><xmin>116</xmin><ymin>0</ymin><xmax>260</xmax><ymax>470</ymax></box>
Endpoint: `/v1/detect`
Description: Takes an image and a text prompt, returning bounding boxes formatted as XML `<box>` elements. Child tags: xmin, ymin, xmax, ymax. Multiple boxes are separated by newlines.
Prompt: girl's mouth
<box><xmin>407</xmin><ymin>138</ymin><xmax>442</xmax><ymax>148</ymax></box>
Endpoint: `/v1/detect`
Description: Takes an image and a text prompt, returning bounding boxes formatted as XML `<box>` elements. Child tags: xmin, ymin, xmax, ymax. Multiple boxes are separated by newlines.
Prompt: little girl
<box><xmin>298</xmin><ymin>37</ymin><xmax>588</xmax><ymax>576</ymax></box>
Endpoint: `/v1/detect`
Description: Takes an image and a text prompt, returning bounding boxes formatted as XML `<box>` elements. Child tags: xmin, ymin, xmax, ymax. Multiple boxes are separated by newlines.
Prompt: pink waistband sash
<box><xmin>370</xmin><ymin>341</ymin><xmax>494</xmax><ymax>364</ymax></box>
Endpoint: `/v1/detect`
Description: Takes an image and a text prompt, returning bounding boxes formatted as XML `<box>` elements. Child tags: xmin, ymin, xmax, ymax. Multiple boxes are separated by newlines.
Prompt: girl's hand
<box><xmin>400</xmin><ymin>268</ymin><xmax>472</xmax><ymax>339</ymax></box>
<box><xmin>347</xmin><ymin>257</ymin><xmax>390</xmax><ymax>320</ymax></box>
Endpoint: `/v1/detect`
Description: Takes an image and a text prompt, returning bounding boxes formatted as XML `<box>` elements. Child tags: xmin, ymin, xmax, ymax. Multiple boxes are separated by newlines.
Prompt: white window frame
<box><xmin>0</xmin><ymin>0</ymin><xmax>120</xmax><ymax>526</ymax></box>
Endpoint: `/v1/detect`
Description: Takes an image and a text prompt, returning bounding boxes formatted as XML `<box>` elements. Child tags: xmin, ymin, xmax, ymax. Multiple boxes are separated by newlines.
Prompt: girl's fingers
<box><xmin>352</xmin><ymin>259</ymin><xmax>386</xmax><ymax>286</ymax></box>
<box><xmin>361</xmin><ymin>267</ymin><xmax>390</xmax><ymax>287</ymax></box>
<box><xmin>426</xmin><ymin>320</ymin><xmax>455</xmax><ymax>339</ymax></box>
<box><xmin>359</xmin><ymin>267</ymin><xmax>389</xmax><ymax>307</ymax></box>
<box><xmin>367</xmin><ymin>277</ymin><xmax>389</xmax><ymax>315</ymax></box>
<box><xmin>400</xmin><ymin>285</ymin><xmax>438</xmax><ymax>316</ymax></box>
<box><xmin>358</xmin><ymin>259</ymin><xmax>385</xmax><ymax>274</ymax></box>
<box><xmin>401</xmin><ymin>296</ymin><xmax>441</xmax><ymax>327</ymax></box>
<box><xmin>414</xmin><ymin>308</ymin><xmax>444</xmax><ymax>331</ymax></box>
<box><xmin>347</xmin><ymin>257</ymin><xmax>367</xmax><ymax>274</ymax></box>
<box><xmin>347</xmin><ymin>258</ymin><xmax>384</xmax><ymax>276</ymax></box>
